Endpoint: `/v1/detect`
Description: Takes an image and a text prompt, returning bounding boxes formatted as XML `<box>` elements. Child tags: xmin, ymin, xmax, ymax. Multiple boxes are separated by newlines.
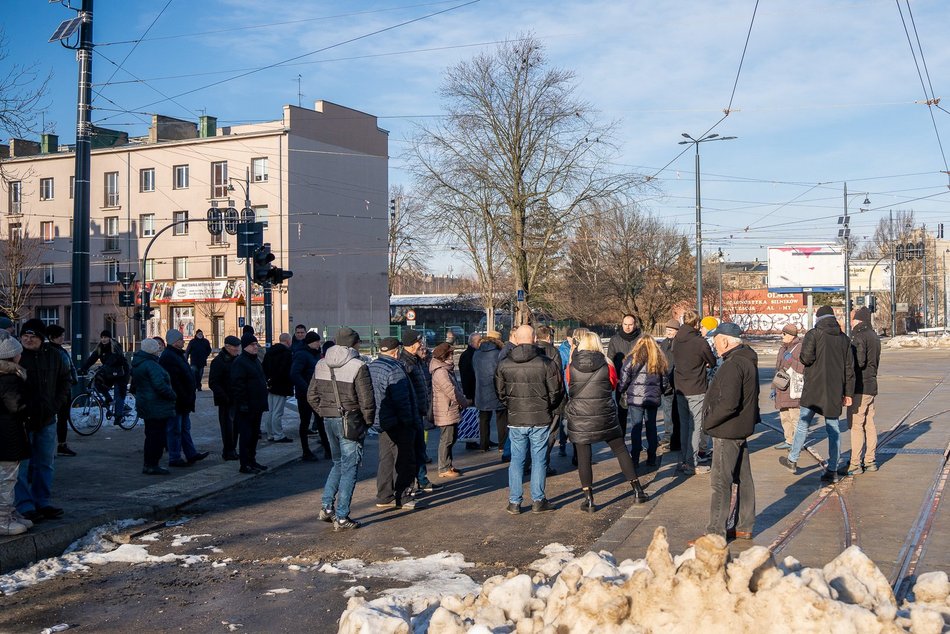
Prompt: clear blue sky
<box><xmin>3</xmin><ymin>0</ymin><xmax>949</xmax><ymax>270</ymax></box>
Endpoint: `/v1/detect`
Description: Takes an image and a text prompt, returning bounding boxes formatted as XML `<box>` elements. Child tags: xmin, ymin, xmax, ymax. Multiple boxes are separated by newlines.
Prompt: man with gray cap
<box><xmin>308</xmin><ymin>327</ymin><xmax>376</xmax><ymax>530</ymax></box>
<box><xmin>780</xmin><ymin>305</ymin><xmax>854</xmax><ymax>482</ymax></box>
<box><xmin>209</xmin><ymin>335</ymin><xmax>242</xmax><ymax>460</ymax></box>
<box><xmin>701</xmin><ymin>322</ymin><xmax>759</xmax><ymax>540</ymax></box>
<box><xmin>130</xmin><ymin>338</ymin><xmax>176</xmax><ymax>475</ymax></box>
<box><xmin>159</xmin><ymin>329</ymin><xmax>208</xmax><ymax>467</ymax></box>
<box><xmin>842</xmin><ymin>306</ymin><xmax>881</xmax><ymax>475</ymax></box>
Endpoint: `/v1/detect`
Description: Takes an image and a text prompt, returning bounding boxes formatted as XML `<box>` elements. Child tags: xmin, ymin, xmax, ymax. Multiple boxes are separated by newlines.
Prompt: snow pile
<box><xmin>885</xmin><ymin>334</ymin><xmax>950</xmax><ymax>349</ymax></box>
<box><xmin>0</xmin><ymin>519</ymin><xmax>209</xmax><ymax>596</ymax></box>
<box><xmin>338</xmin><ymin>528</ymin><xmax>950</xmax><ymax>633</ymax></box>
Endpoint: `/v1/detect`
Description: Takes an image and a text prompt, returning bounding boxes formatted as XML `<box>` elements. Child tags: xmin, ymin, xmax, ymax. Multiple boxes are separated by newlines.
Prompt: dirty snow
<box><xmin>265</xmin><ymin>588</ymin><xmax>294</xmax><ymax>596</ymax></box>
<box><xmin>170</xmin><ymin>533</ymin><xmax>212</xmax><ymax>547</ymax></box>
<box><xmin>337</xmin><ymin>528</ymin><xmax>950</xmax><ymax>633</ymax></box>
<box><xmin>0</xmin><ymin>519</ymin><xmax>209</xmax><ymax>596</ymax></box>
<box><xmin>885</xmin><ymin>334</ymin><xmax>950</xmax><ymax>349</ymax></box>
<box><xmin>137</xmin><ymin>532</ymin><xmax>160</xmax><ymax>542</ymax></box>
<box><xmin>39</xmin><ymin>626</ymin><xmax>71</xmax><ymax>634</ymax></box>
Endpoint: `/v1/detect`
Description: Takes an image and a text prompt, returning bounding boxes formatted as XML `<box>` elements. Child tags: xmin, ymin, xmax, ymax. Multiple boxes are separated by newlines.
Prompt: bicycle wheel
<box><xmin>69</xmin><ymin>392</ymin><xmax>104</xmax><ymax>436</ymax></box>
<box><xmin>117</xmin><ymin>394</ymin><xmax>141</xmax><ymax>430</ymax></box>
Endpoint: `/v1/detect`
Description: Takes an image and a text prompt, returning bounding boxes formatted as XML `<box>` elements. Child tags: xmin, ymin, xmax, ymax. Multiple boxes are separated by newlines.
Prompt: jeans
<box><xmin>143</xmin><ymin>418</ymin><xmax>168</xmax><ymax>467</ymax></box>
<box><xmin>507</xmin><ymin>426</ymin><xmax>549</xmax><ymax>503</ymax></box>
<box><xmin>706</xmin><ymin>437</ymin><xmax>755</xmax><ymax>537</ymax></box>
<box><xmin>15</xmin><ymin>421</ymin><xmax>57</xmax><ymax>513</ymax></box>
<box><xmin>660</xmin><ymin>394</ymin><xmax>675</xmax><ymax>442</ymax></box>
<box><xmin>167</xmin><ymin>413</ymin><xmax>198</xmax><ymax>462</ymax></box>
<box><xmin>101</xmin><ymin>380</ymin><xmax>128</xmax><ymax>421</ymax></box>
<box><xmin>1</xmin><ymin>461</ymin><xmax>18</xmax><ymax>515</ymax></box>
<box><xmin>628</xmin><ymin>405</ymin><xmax>659</xmax><ymax>467</ymax></box>
<box><xmin>235</xmin><ymin>410</ymin><xmax>262</xmax><ymax>468</ymax></box>
<box><xmin>677</xmin><ymin>393</ymin><xmax>705</xmax><ymax>467</ymax></box>
<box><xmin>191</xmin><ymin>365</ymin><xmax>205</xmax><ymax>390</ymax></box>
<box><xmin>263</xmin><ymin>394</ymin><xmax>288</xmax><ymax>440</ymax></box>
<box><xmin>437</xmin><ymin>424</ymin><xmax>458</xmax><ymax>472</ymax></box>
<box><xmin>377</xmin><ymin>425</ymin><xmax>416</xmax><ymax>504</ymax></box>
<box><xmin>322</xmin><ymin>417</ymin><xmax>364</xmax><ymax>519</ymax></box>
<box><xmin>789</xmin><ymin>406</ymin><xmax>842</xmax><ymax>471</ymax></box>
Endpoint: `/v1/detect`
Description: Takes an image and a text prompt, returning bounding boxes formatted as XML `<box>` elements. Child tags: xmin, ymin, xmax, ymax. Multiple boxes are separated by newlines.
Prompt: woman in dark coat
<box><xmin>131</xmin><ymin>338</ymin><xmax>178</xmax><ymax>475</ymax></box>
<box><xmin>565</xmin><ymin>332</ymin><xmax>646</xmax><ymax>512</ymax></box>
<box><xmin>471</xmin><ymin>332</ymin><xmax>506</xmax><ymax>452</ymax></box>
<box><xmin>0</xmin><ymin>333</ymin><xmax>31</xmax><ymax>535</ymax></box>
<box><xmin>618</xmin><ymin>336</ymin><xmax>668</xmax><ymax>470</ymax></box>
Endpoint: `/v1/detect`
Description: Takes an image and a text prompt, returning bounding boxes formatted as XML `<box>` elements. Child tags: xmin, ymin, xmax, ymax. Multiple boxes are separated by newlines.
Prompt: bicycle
<box><xmin>69</xmin><ymin>367</ymin><xmax>142</xmax><ymax>436</ymax></box>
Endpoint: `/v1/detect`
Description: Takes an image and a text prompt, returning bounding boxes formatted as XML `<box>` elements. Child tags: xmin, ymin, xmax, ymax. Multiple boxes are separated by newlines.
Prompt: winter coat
<box><xmin>458</xmin><ymin>344</ymin><xmax>478</xmax><ymax>401</ymax></box>
<box><xmin>50</xmin><ymin>342</ymin><xmax>78</xmax><ymax>386</ymax></box>
<box><xmin>290</xmin><ymin>346</ymin><xmax>320</xmax><ymax>399</ymax></box>
<box><xmin>659</xmin><ymin>337</ymin><xmax>676</xmax><ymax>396</ymax></box>
<box><xmin>290</xmin><ymin>337</ymin><xmax>308</xmax><ymax>355</ymax></box>
<box><xmin>851</xmin><ymin>321</ymin><xmax>881</xmax><ymax>396</ymax></box>
<box><xmin>208</xmin><ymin>350</ymin><xmax>236</xmax><ymax>407</ymax></box>
<box><xmin>417</xmin><ymin>350</ymin><xmax>434</xmax><ymax>423</ymax></box>
<box><xmin>20</xmin><ymin>343</ymin><xmax>71</xmax><ymax>429</ymax></box>
<box><xmin>494</xmin><ymin>344</ymin><xmax>563</xmax><ymax>427</ymax></box>
<box><xmin>565</xmin><ymin>350</ymin><xmax>621</xmax><ymax>444</ymax></box>
<box><xmin>0</xmin><ymin>361</ymin><xmax>30</xmax><ymax>461</ymax></box>
<box><xmin>774</xmin><ymin>338</ymin><xmax>805</xmax><ymax>409</ymax></box>
<box><xmin>607</xmin><ymin>329</ymin><xmax>641</xmax><ymax>375</ymax></box>
<box><xmin>617</xmin><ymin>359</ymin><xmax>666</xmax><ymax>408</ymax></box>
<box><xmin>368</xmin><ymin>354</ymin><xmax>416</xmax><ymax>432</ymax></box>
<box><xmin>430</xmin><ymin>357</ymin><xmax>469</xmax><ymax>426</ymax></box>
<box><xmin>185</xmin><ymin>336</ymin><xmax>212</xmax><ymax>368</ymax></box>
<box><xmin>230</xmin><ymin>350</ymin><xmax>269</xmax><ymax>414</ymax></box>
<box><xmin>307</xmin><ymin>345</ymin><xmax>376</xmax><ymax>426</ymax></box>
<box><xmin>130</xmin><ymin>350</ymin><xmax>177</xmax><ymax>421</ymax></box>
<box><xmin>799</xmin><ymin>316</ymin><xmax>856</xmax><ymax>419</ymax></box>
<box><xmin>262</xmin><ymin>343</ymin><xmax>294</xmax><ymax>396</ymax></box>
<box><xmin>537</xmin><ymin>340</ymin><xmax>564</xmax><ymax>376</ymax></box>
<box><xmin>80</xmin><ymin>340</ymin><xmax>129</xmax><ymax>385</ymax></box>
<box><xmin>399</xmin><ymin>350</ymin><xmax>430</xmax><ymax>422</ymax></box>
<box><xmin>672</xmin><ymin>325</ymin><xmax>716</xmax><ymax>396</ymax></box>
<box><xmin>159</xmin><ymin>346</ymin><xmax>197</xmax><ymax>414</ymax></box>
<box><xmin>702</xmin><ymin>344</ymin><xmax>760</xmax><ymax>440</ymax></box>
<box><xmin>472</xmin><ymin>341</ymin><xmax>504</xmax><ymax>411</ymax></box>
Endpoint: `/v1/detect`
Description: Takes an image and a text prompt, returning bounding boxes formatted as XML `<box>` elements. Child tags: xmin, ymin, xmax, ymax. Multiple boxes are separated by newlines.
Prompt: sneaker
<box><xmin>863</xmin><ymin>462</ymin><xmax>878</xmax><ymax>472</ymax></box>
<box><xmin>333</xmin><ymin>516</ymin><xmax>361</xmax><ymax>531</ymax></box>
<box><xmin>694</xmin><ymin>465</ymin><xmax>711</xmax><ymax>474</ymax></box>
<box><xmin>187</xmin><ymin>451</ymin><xmax>210</xmax><ymax>465</ymax></box>
<box><xmin>820</xmin><ymin>470</ymin><xmax>840</xmax><ymax>483</ymax></box>
<box><xmin>506</xmin><ymin>502</ymin><xmax>521</xmax><ymax>515</ymax></box>
<box><xmin>239</xmin><ymin>465</ymin><xmax>262</xmax><ymax>474</ymax></box>
<box><xmin>142</xmin><ymin>465</ymin><xmax>171</xmax><ymax>475</ymax></box>
<box><xmin>838</xmin><ymin>464</ymin><xmax>862</xmax><ymax>477</ymax></box>
<box><xmin>531</xmin><ymin>499</ymin><xmax>555</xmax><ymax>513</ymax></box>
<box><xmin>375</xmin><ymin>500</ymin><xmax>400</xmax><ymax>509</ymax></box>
<box><xmin>318</xmin><ymin>507</ymin><xmax>335</xmax><ymax>522</ymax></box>
<box><xmin>0</xmin><ymin>516</ymin><xmax>28</xmax><ymax>536</ymax></box>
<box><xmin>438</xmin><ymin>469</ymin><xmax>461</xmax><ymax>478</ymax></box>
<box><xmin>401</xmin><ymin>496</ymin><xmax>418</xmax><ymax>510</ymax></box>
<box><xmin>697</xmin><ymin>452</ymin><xmax>712</xmax><ymax>464</ymax></box>
<box><xmin>677</xmin><ymin>463</ymin><xmax>696</xmax><ymax>475</ymax></box>
<box><xmin>774</xmin><ymin>442</ymin><xmax>791</xmax><ymax>450</ymax></box>
<box><xmin>778</xmin><ymin>457</ymin><xmax>798</xmax><ymax>474</ymax></box>
<box><xmin>12</xmin><ymin>511</ymin><xmax>33</xmax><ymax>529</ymax></box>
<box><xmin>57</xmin><ymin>443</ymin><xmax>77</xmax><ymax>457</ymax></box>
<box><xmin>272</xmin><ymin>437</ymin><xmax>293</xmax><ymax>444</ymax></box>
<box><xmin>418</xmin><ymin>480</ymin><xmax>440</xmax><ymax>493</ymax></box>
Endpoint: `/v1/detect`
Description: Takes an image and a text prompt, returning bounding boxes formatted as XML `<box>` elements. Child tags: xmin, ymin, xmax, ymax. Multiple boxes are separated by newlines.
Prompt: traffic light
<box><xmin>866</xmin><ymin>295</ymin><xmax>877</xmax><ymax>313</ymax></box>
<box><xmin>267</xmin><ymin>267</ymin><xmax>293</xmax><ymax>285</ymax></box>
<box><xmin>252</xmin><ymin>244</ymin><xmax>275</xmax><ymax>284</ymax></box>
<box><xmin>896</xmin><ymin>244</ymin><xmax>904</xmax><ymax>261</ymax></box>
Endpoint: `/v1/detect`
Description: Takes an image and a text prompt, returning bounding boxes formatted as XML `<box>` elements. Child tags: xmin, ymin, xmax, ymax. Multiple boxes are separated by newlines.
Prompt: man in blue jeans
<box><xmin>780</xmin><ymin>305</ymin><xmax>855</xmax><ymax>482</ymax></box>
<box><xmin>159</xmin><ymin>329</ymin><xmax>209</xmax><ymax>467</ymax></box>
<box><xmin>307</xmin><ymin>327</ymin><xmax>376</xmax><ymax>531</ymax></box>
<box><xmin>495</xmin><ymin>325</ymin><xmax>563</xmax><ymax>515</ymax></box>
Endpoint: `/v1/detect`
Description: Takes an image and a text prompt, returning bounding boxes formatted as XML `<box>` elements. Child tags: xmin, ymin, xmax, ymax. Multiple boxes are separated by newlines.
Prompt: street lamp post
<box><xmin>679</xmin><ymin>133</ymin><xmax>737</xmax><ymax>317</ymax></box>
<box><xmin>718</xmin><ymin>248</ymin><xmax>725</xmax><ymax>318</ymax></box>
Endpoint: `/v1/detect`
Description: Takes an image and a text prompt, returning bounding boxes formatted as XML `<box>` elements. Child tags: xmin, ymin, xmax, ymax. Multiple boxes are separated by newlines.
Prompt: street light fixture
<box><xmin>679</xmin><ymin>132</ymin><xmax>737</xmax><ymax>317</ymax></box>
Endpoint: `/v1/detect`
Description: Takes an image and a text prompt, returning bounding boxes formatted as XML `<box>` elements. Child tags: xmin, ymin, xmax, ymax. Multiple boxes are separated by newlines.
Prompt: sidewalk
<box><xmin>0</xmin><ymin>391</ymin><xmax>307</xmax><ymax>573</ymax></box>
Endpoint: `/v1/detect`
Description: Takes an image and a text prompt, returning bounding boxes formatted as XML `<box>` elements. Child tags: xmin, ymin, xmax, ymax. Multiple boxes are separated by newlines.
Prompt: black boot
<box><xmin>631</xmin><ymin>479</ymin><xmax>648</xmax><ymax>504</ymax></box>
<box><xmin>580</xmin><ymin>487</ymin><xmax>595</xmax><ymax>513</ymax></box>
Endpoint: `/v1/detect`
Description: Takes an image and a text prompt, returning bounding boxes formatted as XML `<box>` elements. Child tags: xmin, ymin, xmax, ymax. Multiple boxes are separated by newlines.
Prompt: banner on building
<box><xmin>724</xmin><ymin>289</ymin><xmax>807</xmax><ymax>334</ymax></box>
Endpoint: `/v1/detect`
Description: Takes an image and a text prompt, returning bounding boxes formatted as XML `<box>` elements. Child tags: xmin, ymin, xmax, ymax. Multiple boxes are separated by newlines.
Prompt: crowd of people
<box><xmin>0</xmin><ymin>304</ymin><xmax>881</xmax><ymax>539</ymax></box>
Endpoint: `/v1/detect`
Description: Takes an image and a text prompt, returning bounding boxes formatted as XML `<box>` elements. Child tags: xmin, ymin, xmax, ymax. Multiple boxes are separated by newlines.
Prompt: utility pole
<box><xmin>843</xmin><ymin>183</ymin><xmax>852</xmax><ymax>336</ymax></box>
<box><xmin>70</xmin><ymin>0</ymin><xmax>94</xmax><ymax>369</ymax></box>
<box><xmin>890</xmin><ymin>210</ymin><xmax>897</xmax><ymax>336</ymax></box>
<box><xmin>922</xmin><ymin>225</ymin><xmax>928</xmax><ymax>328</ymax></box>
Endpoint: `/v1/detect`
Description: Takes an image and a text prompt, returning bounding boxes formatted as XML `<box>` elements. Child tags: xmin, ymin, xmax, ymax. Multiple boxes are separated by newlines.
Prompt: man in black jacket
<box><xmin>780</xmin><ymin>306</ymin><xmax>855</xmax><ymax>482</ymax></box>
<box><xmin>261</xmin><ymin>333</ymin><xmax>294</xmax><ymax>443</ymax></box>
<box><xmin>536</xmin><ymin>325</ymin><xmax>566</xmax><ymax>465</ymax></box>
<box><xmin>80</xmin><ymin>330</ymin><xmax>130</xmax><ymax>421</ymax></box>
<box><xmin>607</xmin><ymin>315</ymin><xmax>642</xmax><ymax>435</ymax></box>
<box><xmin>458</xmin><ymin>333</ymin><xmax>480</xmax><ymax>403</ymax></box>
<box><xmin>701</xmin><ymin>322</ymin><xmax>759</xmax><ymax>540</ymax></box>
<box><xmin>399</xmin><ymin>329</ymin><xmax>439</xmax><ymax>492</ymax></box>
<box><xmin>231</xmin><ymin>333</ymin><xmax>270</xmax><ymax>474</ymax></box>
<box><xmin>495</xmin><ymin>325</ymin><xmax>563</xmax><ymax>514</ymax></box>
<box><xmin>842</xmin><ymin>307</ymin><xmax>881</xmax><ymax>475</ymax></box>
<box><xmin>14</xmin><ymin>319</ymin><xmax>71</xmax><ymax>522</ymax></box>
<box><xmin>208</xmin><ymin>336</ymin><xmax>241</xmax><ymax>461</ymax></box>
<box><xmin>291</xmin><ymin>331</ymin><xmax>326</xmax><ymax>461</ymax></box>
<box><xmin>185</xmin><ymin>330</ymin><xmax>212</xmax><ymax>390</ymax></box>
<box><xmin>672</xmin><ymin>311</ymin><xmax>717</xmax><ymax>475</ymax></box>
<box><xmin>659</xmin><ymin>319</ymin><xmax>680</xmax><ymax>448</ymax></box>
<box><xmin>159</xmin><ymin>329</ymin><xmax>209</xmax><ymax>468</ymax></box>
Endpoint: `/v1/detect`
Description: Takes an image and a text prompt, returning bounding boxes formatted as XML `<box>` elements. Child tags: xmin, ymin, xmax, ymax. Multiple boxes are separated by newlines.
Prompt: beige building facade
<box><xmin>0</xmin><ymin>100</ymin><xmax>389</xmax><ymax>349</ymax></box>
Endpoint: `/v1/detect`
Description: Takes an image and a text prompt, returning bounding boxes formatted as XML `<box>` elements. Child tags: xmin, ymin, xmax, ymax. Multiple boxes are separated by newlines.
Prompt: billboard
<box><xmin>724</xmin><ymin>289</ymin><xmax>807</xmax><ymax>334</ymax></box>
<box><xmin>767</xmin><ymin>244</ymin><xmax>844</xmax><ymax>293</ymax></box>
<box><xmin>848</xmin><ymin>260</ymin><xmax>890</xmax><ymax>293</ymax></box>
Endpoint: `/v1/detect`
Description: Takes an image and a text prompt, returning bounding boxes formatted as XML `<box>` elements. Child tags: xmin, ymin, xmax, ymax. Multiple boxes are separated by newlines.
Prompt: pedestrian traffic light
<box><xmin>252</xmin><ymin>244</ymin><xmax>275</xmax><ymax>284</ymax></box>
<box><xmin>143</xmin><ymin>305</ymin><xmax>155</xmax><ymax>321</ymax></box>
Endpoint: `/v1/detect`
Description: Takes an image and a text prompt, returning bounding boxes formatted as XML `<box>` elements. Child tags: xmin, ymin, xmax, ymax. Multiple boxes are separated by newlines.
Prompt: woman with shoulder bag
<box><xmin>773</xmin><ymin>324</ymin><xmax>805</xmax><ymax>449</ymax></box>
<box><xmin>430</xmin><ymin>343</ymin><xmax>470</xmax><ymax>478</ymax></box>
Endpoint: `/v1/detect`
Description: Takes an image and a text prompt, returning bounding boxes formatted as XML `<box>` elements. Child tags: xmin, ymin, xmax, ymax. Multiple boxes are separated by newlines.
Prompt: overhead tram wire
<box><xmin>94</xmin><ymin>48</ymin><xmax>201</xmax><ymax>121</ymax></box>
<box><xmin>93</xmin><ymin>0</ymin><xmax>480</xmax><ymax>126</ymax></box>
<box><xmin>98</xmin><ymin>0</ymin><xmax>174</xmax><ymax>90</ymax></box>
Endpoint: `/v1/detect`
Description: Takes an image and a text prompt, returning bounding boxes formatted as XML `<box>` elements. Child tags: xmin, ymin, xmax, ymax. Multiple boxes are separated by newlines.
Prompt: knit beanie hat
<box><xmin>141</xmin><ymin>338</ymin><xmax>161</xmax><ymax>356</ymax></box>
<box><xmin>165</xmin><ymin>329</ymin><xmax>184</xmax><ymax>345</ymax></box>
<box><xmin>303</xmin><ymin>331</ymin><xmax>321</xmax><ymax>345</ymax></box>
<box><xmin>853</xmin><ymin>307</ymin><xmax>871</xmax><ymax>322</ymax></box>
<box><xmin>816</xmin><ymin>305</ymin><xmax>834</xmax><ymax>318</ymax></box>
<box><xmin>336</xmin><ymin>327</ymin><xmax>360</xmax><ymax>348</ymax></box>
<box><xmin>241</xmin><ymin>333</ymin><xmax>259</xmax><ymax>347</ymax></box>
<box><xmin>0</xmin><ymin>331</ymin><xmax>23</xmax><ymax>360</ymax></box>
<box><xmin>20</xmin><ymin>318</ymin><xmax>47</xmax><ymax>340</ymax></box>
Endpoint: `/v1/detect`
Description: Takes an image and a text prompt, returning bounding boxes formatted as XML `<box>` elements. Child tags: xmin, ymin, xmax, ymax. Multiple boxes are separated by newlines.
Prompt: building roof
<box><xmin>390</xmin><ymin>294</ymin><xmax>481</xmax><ymax>308</ymax></box>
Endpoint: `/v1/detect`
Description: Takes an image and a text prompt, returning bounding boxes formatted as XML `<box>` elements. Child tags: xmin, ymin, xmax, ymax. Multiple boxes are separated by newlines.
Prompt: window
<box><xmin>140</xmin><ymin>168</ymin><xmax>155</xmax><ymax>192</ymax></box>
<box><xmin>69</xmin><ymin>176</ymin><xmax>75</xmax><ymax>199</ymax></box>
<box><xmin>140</xmin><ymin>213</ymin><xmax>155</xmax><ymax>237</ymax></box>
<box><xmin>212</xmin><ymin>255</ymin><xmax>227</xmax><ymax>278</ymax></box>
<box><xmin>252</xmin><ymin>157</ymin><xmax>268</xmax><ymax>182</ymax></box>
<box><xmin>253</xmin><ymin>205</ymin><xmax>269</xmax><ymax>228</ymax></box>
<box><xmin>8</xmin><ymin>181</ymin><xmax>21</xmax><ymax>214</ymax></box>
<box><xmin>41</xmin><ymin>221</ymin><xmax>54</xmax><ymax>242</ymax></box>
<box><xmin>174</xmin><ymin>256</ymin><xmax>188</xmax><ymax>280</ymax></box>
<box><xmin>172</xmin><ymin>306</ymin><xmax>195</xmax><ymax>338</ymax></box>
<box><xmin>104</xmin><ymin>171</ymin><xmax>119</xmax><ymax>207</ymax></box>
<box><xmin>173</xmin><ymin>164</ymin><xmax>189</xmax><ymax>190</ymax></box>
<box><xmin>104</xmin><ymin>216</ymin><xmax>119</xmax><ymax>251</ymax></box>
<box><xmin>105</xmin><ymin>259</ymin><xmax>119</xmax><ymax>283</ymax></box>
<box><xmin>210</xmin><ymin>231</ymin><xmax>225</xmax><ymax>246</ymax></box>
<box><xmin>38</xmin><ymin>307</ymin><xmax>59</xmax><ymax>327</ymax></box>
<box><xmin>211</xmin><ymin>161</ymin><xmax>228</xmax><ymax>198</ymax></box>
<box><xmin>173</xmin><ymin>210</ymin><xmax>188</xmax><ymax>235</ymax></box>
<box><xmin>40</xmin><ymin>178</ymin><xmax>54</xmax><ymax>200</ymax></box>
<box><xmin>144</xmin><ymin>258</ymin><xmax>155</xmax><ymax>281</ymax></box>
<box><xmin>43</xmin><ymin>264</ymin><xmax>54</xmax><ymax>285</ymax></box>
<box><xmin>9</xmin><ymin>223</ymin><xmax>22</xmax><ymax>242</ymax></box>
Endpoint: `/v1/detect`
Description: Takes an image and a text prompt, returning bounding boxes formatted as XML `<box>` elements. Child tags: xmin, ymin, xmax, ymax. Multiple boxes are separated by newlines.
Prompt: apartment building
<box><xmin>0</xmin><ymin>100</ymin><xmax>389</xmax><ymax>348</ymax></box>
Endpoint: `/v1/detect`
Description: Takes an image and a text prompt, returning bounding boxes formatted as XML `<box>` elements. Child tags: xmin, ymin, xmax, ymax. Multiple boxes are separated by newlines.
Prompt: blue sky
<box><xmin>3</xmin><ymin>0</ymin><xmax>950</xmax><ymax>270</ymax></box>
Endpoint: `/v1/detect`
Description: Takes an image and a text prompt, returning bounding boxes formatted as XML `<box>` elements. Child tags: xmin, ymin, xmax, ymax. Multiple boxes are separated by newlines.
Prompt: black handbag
<box><xmin>328</xmin><ymin>366</ymin><xmax>367</xmax><ymax>441</ymax></box>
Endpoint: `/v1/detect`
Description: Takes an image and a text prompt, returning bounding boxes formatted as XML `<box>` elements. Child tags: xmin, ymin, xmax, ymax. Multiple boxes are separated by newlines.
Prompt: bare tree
<box><xmin>388</xmin><ymin>185</ymin><xmax>430</xmax><ymax>295</ymax></box>
<box><xmin>0</xmin><ymin>29</ymin><xmax>51</xmax><ymax>174</ymax></box>
<box><xmin>410</xmin><ymin>34</ymin><xmax>643</xmax><ymax>325</ymax></box>
<box><xmin>0</xmin><ymin>227</ymin><xmax>46</xmax><ymax>321</ymax></box>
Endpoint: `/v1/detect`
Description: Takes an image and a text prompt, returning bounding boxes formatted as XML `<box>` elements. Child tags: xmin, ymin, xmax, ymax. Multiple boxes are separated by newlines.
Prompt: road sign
<box><xmin>517</xmin><ymin>289</ymin><xmax>525</xmax><ymax>302</ymax></box>
<box><xmin>118</xmin><ymin>291</ymin><xmax>135</xmax><ymax>307</ymax></box>
<box><xmin>117</xmin><ymin>271</ymin><xmax>136</xmax><ymax>289</ymax></box>
<box><xmin>406</xmin><ymin>309</ymin><xmax>416</xmax><ymax>321</ymax></box>
<box><xmin>237</xmin><ymin>222</ymin><xmax>264</xmax><ymax>259</ymax></box>
<box><xmin>239</xmin><ymin>317</ymin><xmax>246</xmax><ymax>328</ymax></box>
